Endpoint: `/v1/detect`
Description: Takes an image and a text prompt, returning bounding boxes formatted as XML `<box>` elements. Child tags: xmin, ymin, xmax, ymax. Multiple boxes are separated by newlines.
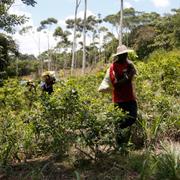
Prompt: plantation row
<box><xmin>0</xmin><ymin>50</ymin><xmax>179</xmax><ymax>179</ymax></box>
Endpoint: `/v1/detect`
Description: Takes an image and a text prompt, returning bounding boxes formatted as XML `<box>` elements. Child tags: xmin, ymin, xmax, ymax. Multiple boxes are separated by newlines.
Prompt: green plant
<box><xmin>154</xmin><ymin>141</ymin><xmax>180</xmax><ymax>180</ymax></box>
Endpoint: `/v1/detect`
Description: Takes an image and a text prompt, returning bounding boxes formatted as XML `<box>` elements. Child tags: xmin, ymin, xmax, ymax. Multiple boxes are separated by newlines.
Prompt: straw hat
<box><xmin>42</xmin><ymin>71</ymin><xmax>55</xmax><ymax>77</ymax></box>
<box><xmin>113</xmin><ymin>45</ymin><xmax>133</xmax><ymax>57</ymax></box>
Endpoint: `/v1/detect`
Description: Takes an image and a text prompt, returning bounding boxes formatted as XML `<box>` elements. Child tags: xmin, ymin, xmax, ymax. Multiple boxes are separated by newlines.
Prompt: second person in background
<box><xmin>41</xmin><ymin>71</ymin><xmax>56</xmax><ymax>95</ymax></box>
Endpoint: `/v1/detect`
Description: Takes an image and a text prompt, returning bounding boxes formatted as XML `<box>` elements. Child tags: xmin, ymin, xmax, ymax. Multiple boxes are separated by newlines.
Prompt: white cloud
<box><xmin>14</xmin><ymin>32</ymin><xmax>39</xmax><ymax>55</ymax></box>
<box><xmin>152</xmin><ymin>0</ymin><xmax>170</xmax><ymax>8</ymax></box>
<box><xmin>9</xmin><ymin>0</ymin><xmax>26</xmax><ymax>16</ymax></box>
<box><xmin>14</xmin><ymin>29</ymin><xmax>58</xmax><ymax>56</ymax></box>
<box><xmin>58</xmin><ymin>20</ymin><xmax>67</xmax><ymax>29</ymax></box>
<box><xmin>124</xmin><ymin>2</ymin><xmax>133</xmax><ymax>8</ymax></box>
<box><xmin>9</xmin><ymin>0</ymin><xmax>42</xmax><ymax>55</ymax></box>
<box><xmin>58</xmin><ymin>10</ymin><xmax>95</xmax><ymax>30</ymax></box>
<box><xmin>65</xmin><ymin>10</ymin><xmax>95</xmax><ymax>20</ymax></box>
<box><xmin>12</xmin><ymin>6</ymin><xmax>95</xmax><ymax>56</ymax></box>
<box><xmin>9</xmin><ymin>0</ymin><xmax>34</xmax><ymax>27</ymax></box>
<box><xmin>9</xmin><ymin>0</ymin><xmax>57</xmax><ymax>56</ymax></box>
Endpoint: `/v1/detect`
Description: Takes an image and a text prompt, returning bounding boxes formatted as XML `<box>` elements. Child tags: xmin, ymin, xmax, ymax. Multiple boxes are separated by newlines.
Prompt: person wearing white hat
<box><xmin>109</xmin><ymin>44</ymin><xmax>137</xmax><ymax>149</ymax></box>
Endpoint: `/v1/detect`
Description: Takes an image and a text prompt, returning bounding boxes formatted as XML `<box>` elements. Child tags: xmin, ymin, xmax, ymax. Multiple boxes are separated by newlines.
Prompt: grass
<box><xmin>154</xmin><ymin>141</ymin><xmax>180</xmax><ymax>180</ymax></box>
<box><xmin>0</xmin><ymin>141</ymin><xmax>179</xmax><ymax>179</ymax></box>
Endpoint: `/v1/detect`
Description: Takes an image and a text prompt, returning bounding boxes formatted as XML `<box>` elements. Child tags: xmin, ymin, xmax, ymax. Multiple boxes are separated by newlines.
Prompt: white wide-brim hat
<box><xmin>112</xmin><ymin>45</ymin><xmax>133</xmax><ymax>57</ymax></box>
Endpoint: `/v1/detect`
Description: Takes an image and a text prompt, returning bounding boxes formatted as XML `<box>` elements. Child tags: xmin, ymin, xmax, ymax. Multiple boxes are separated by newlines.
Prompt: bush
<box><xmin>0</xmin><ymin>49</ymin><xmax>179</xmax><ymax>173</ymax></box>
<box><xmin>136</xmin><ymin>49</ymin><xmax>180</xmax><ymax>146</ymax></box>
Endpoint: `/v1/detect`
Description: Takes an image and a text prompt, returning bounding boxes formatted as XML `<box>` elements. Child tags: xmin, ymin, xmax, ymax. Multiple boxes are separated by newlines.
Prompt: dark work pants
<box><xmin>115</xmin><ymin>100</ymin><xmax>137</xmax><ymax>129</ymax></box>
<box><xmin>115</xmin><ymin>100</ymin><xmax>137</xmax><ymax>146</ymax></box>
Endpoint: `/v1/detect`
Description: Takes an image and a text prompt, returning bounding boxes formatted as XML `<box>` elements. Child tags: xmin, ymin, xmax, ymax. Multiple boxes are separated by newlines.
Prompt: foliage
<box><xmin>23</xmin><ymin>7</ymin><xmax>179</xmax><ymax>71</ymax></box>
<box><xmin>0</xmin><ymin>0</ymin><xmax>37</xmax><ymax>33</ymax></box>
<box><xmin>0</xmin><ymin>73</ymin><xmax>124</xmax><ymax>164</ymax></box>
<box><xmin>0</xmin><ymin>0</ymin><xmax>37</xmax><ymax>74</ymax></box>
<box><xmin>40</xmin><ymin>18</ymin><xmax>58</xmax><ymax>29</ymax></box>
<box><xmin>129</xmin><ymin>25</ymin><xmax>157</xmax><ymax>59</ymax></box>
<box><xmin>154</xmin><ymin>141</ymin><xmax>180</xmax><ymax>180</ymax></box>
<box><xmin>136</xmin><ymin>49</ymin><xmax>180</xmax><ymax>149</ymax></box>
<box><xmin>0</xmin><ymin>50</ymin><xmax>179</xmax><ymax>179</ymax></box>
<box><xmin>103</xmin><ymin>8</ymin><xmax>180</xmax><ymax>59</ymax></box>
<box><xmin>6</xmin><ymin>59</ymin><xmax>39</xmax><ymax>77</ymax></box>
<box><xmin>0</xmin><ymin>33</ymin><xmax>18</xmax><ymax>71</ymax></box>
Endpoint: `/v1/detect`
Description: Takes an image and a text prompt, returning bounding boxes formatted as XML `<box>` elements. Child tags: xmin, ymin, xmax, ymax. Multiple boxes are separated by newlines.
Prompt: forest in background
<box><xmin>0</xmin><ymin>0</ymin><xmax>179</xmax><ymax>179</ymax></box>
<box><xmin>0</xmin><ymin>0</ymin><xmax>180</xmax><ymax>78</ymax></box>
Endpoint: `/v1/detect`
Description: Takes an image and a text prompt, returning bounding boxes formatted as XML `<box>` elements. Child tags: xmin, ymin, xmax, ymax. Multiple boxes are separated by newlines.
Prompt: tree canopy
<box><xmin>0</xmin><ymin>0</ymin><xmax>37</xmax><ymax>33</ymax></box>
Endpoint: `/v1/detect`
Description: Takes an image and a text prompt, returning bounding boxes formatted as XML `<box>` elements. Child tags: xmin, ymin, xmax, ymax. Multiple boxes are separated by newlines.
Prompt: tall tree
<box><xmin>19</xmin><ymin>26</ymin><xmax>39</xmax><ymax>50</ymax></box>
<box><xmin>172</xmin><ymin>9</ymin><xmax>180</xmax><ymax>47</ymax></box>
<box><xmin>82</xmin><ymin>0</ymin><xmax>87</xmax><ymax>74</ymax></box>
<box><xmin>119</xmin><ymin>0</ymin><xmax>123</xmax><ymax>45</ymax></box>
<box><xmin>53</xmin><ymin>27</ymin><xmax>71</xmax><ymax>71</ymax></box>
<box><xmin>129</xmin><ymin>25</ymin><xmax>157</xmax><ymax>59</ymax></box>
<box><xmin>153</xmin><ymin>9</ymin><xmax>180</xmax><ymax>49</ymax></box>
<box><xmin>0</xmin><ymin>0</ymin><xmax>36</xmax><ymax>33</ymax></box>
<box><xmin>39</xmin><ymin>18</ymin><xmax>58</xmax><ymax>70</ymax></box>
<box><xmin>104</xmin><ymin>14</ymin><xmax>120</xmax><ymax>38</ymax></box>
<box><xmin>0</xmin><ymin>33</ymin><xmax>18</xmax><ymax>71</ymax></box>
<box><xmin>37</xmin><ymin>25</ymin><xmax>45</xmax><ymax>73</ymax></box>
<box><xmin>71</xmin><ymin>0</ymin><xmax>81</xmax><ymax>75</ymax></box>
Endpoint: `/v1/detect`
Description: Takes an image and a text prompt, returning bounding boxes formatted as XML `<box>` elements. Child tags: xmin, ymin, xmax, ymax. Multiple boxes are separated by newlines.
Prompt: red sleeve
<box><xmin>109</xmin><ymin>64</ymin><xmax>115</xmax><ymax>85</ymax></box>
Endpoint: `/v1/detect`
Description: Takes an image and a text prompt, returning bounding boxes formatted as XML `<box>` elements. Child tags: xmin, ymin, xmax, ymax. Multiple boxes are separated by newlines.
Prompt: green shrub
<box><xmin>0</xmin><ymin>49</ymin><xmax>179</xmax><ymax>170</ymax></box>
<box><xmin>136</xmin><ymin>49</ymin><xmax>180</xmax><ymax>146</ymax></box>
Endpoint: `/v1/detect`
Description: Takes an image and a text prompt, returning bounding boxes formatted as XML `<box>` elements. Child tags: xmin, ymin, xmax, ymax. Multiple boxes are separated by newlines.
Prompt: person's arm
<box><xmin>51</xmin><ymin>77</ymin><xmax>56</xmax><ymax>84</ymax></box>
<box><xmin>126</xmin><ymin>63</ymin><xmax>137</xmax><ymax>80</ymax></box>
<box><xmin>114</xmin><ymin>63</ymin><xmax>137</xmax><ymax>87</ymax></box>
<box><xmin>114</xmin><ymin>75</ymin><xmax>128</xmax><ymax>86</ymax></box>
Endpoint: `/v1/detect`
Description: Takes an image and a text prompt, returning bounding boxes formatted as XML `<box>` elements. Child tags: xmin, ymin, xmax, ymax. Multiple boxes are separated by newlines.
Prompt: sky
<box><xmin>10</xmin><ymin>0</ymin><xmax>180</xmax><ymax>56</ymax></box>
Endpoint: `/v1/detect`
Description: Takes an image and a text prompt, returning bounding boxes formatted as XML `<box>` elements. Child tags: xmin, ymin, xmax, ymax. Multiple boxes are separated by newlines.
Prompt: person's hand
<box><xmin>114</xmin><ymin>77</ymin><xmax>118</xmax><ymax>83</ymax></box>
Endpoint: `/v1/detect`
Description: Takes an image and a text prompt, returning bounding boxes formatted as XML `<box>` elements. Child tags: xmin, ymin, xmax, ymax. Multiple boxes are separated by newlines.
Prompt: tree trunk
<box><xmin>47</xmin><ymin>31</ymin><xmax>51</xmax><ymax>71</ymax></box>
<box><xmin>82</xmin><ymin>0</ymin><xmax>87</xmax><ymax>74</ymax></box>
<box><xmin>71</xmin><ymin>0</ymin><xmax>81</xmax><ymax>75</ymax></box>
<box><xmin>38</xmin><ymin>34</ymin><xmax>43</xmax><ymax>75</ymax></box>
<box><xmin>119</xmin><ymin>0</ymin><xmax>123</xmax><ymax>45</ymax></box>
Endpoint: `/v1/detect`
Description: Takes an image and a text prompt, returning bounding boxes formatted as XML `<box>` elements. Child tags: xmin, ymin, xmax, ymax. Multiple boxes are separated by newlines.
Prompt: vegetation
<box><xmin>0</xmin><ymin>50</ymin><xmax>179</xmax><ymax>179</ymax></box>
<box><xmin>0</xmin><ymin>0</ymin><xmax>179</xmax><ymax>179</ymax></box>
